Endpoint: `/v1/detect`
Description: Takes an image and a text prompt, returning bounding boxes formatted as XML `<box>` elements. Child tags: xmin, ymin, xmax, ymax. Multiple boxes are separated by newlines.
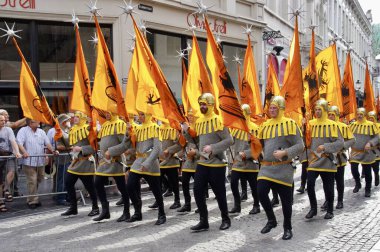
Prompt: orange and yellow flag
<box><xmin>364</xmin><ymin>61</ymin><xmax>376</xmax><ymax>112</ymax></box>
<box><xmin>303</xmin><ymin>28</ymin><xmax>320</xmax><ymax>116</ymax></box>
<box><xmin>13</xmin><ymin>37</ymin><xmax>62</xmax><ymax>140</ymax></box>
<box><xmin>264</xmin><ymin>59</ymin><xmax>281</xmax><ymax>116</ymax></box>
<box><xmin>181</xmin><ymin>58</ymin><xmax>190</xmax><ymax>116</ymax></box>
<box><xmin>341</xmin><ymin>52</ymin><xmax>357</xmax><ymax>122</ymax></box>
<box><xmin>315</xmin><ymin>43</ymin><xmax>343</xmax><ymax>112</ymax></box>
<box><xmin>92</xmin><ymin>16</ymin><xmax>129</xmax><ymax>121</ymax></box>
<box><xmin>241</xmin><ymin>36</ymin><xmax>263</xmax><ymax>117</ymax></box>
<box><xmin>280</xmin><ymin>15</ymin><xmax>304</xmax><ymax>126</ymax></box>
<box><xmin>185</xmin><ymin>35</ymin><xmax>214</xmax><ymax>117</ymax></box>
<box><xmin>70</xmin><ymin>25</ymin><xmax>97</xmax><ymax>150</ymax></box>
<box><xmin>205</xmin><ymin>16</ymin><xmax>248</xmax><ymax>132</ymax></box>
<box><xmin>132</xmin><ymin>15</ymin><xmax>186</xmax><ymax>127</ymax></box>
<box><xmin>125</xmin><ymin>43</ymin><xmax>139</xmax><ymax>116</ymax></box>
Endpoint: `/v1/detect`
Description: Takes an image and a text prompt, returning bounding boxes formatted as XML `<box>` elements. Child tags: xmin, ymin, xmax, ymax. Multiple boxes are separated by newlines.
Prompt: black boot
<box><xmin>365</xmin><ymin>189</ymin><xmax>371</xmax><ymax>197</ymax></box>
<box><xmin>169</xmin><ymin>201</ymin><xmax>181</xmax><ymax>209</ymax></box>
<box><xmin>324</xmin><ymin>212</ymin><xmax>334</xmax><ymax>219</ymax></box>
<box><xmin>305</xmin><ymin>208</ymin><xmax>317</xmax><ymax>219</ymax></box>
<box><xmin>191</xmin><ymin>213</ymin><xmax>209</xmax><ymax>232</ymax></box>
<box><xmin>240</xmin><ymin>190</ymin><xmax>248</xmax><ymax>202</ymax></box>
<box><xmin>61</xmin><ymin>204</ymin><xmax>78</xmax><ymax>216</ymax></box>
<box><xmin>260</xmin><ymin>220</ymin><xmax>277</xmax><ymax>234</ymax></box>
<box><xmin>320</xmin><ymin>201</ymin><xmax>328</xmax><ymax>211</ymax></box>
<box><xmin>229</xmin><ymin>200</ymin><xmax>241</xmax><ymax>214</ymax></box>
<box><xmin>163</xmin><ymin>190</ymin><xmax>173</xmax><ymax>197</ymax></box>
<box><xmin>127</xmin><ymin>200</ymin><xmax>142</xmax><ymax>222</ymax></box>
<box><xmin>117</xmin><ymin>204</ymin><xmax>130</xmax><ymax>222</ymax></box>
<box><xmin>155</xmin><ymin>206</ymin><xmax>166</xmax><ymax>225</ymax></box>
<box><xmin>88</xmin><ymin>204</ymin><xmax>100</xmax><ymax>217</ymax></box>
<box><xmin>336</xmin><ymin>201</ymin><xmax>343</xmax><ymax>209</ymax></box>
<box><xmin>93</xmin><ymin>202</ymin><xmax>110</xmax><ymax>221</ymax></box>
<box><xmin>148</xmin><ymin>201</ymin><xmax>158</xmax><ymax>209</ymax></box>
<box><xmin>282</xmin><ymin>229</ymin><xmax>293</xmax><ymax>240</ymax></box>
<box><xmin>249</xmin><ymin>205</ymin><xmax>260</xmax><ymax>215</ymax></box>
<box><xmin>115</xmin><ymin>198</ymin><xmax>124</xmax><ymax>206</ymax></box>
<box><xmin>271</xmin><ymin>197</ymin><xmax>279</xmax><ymax>207</ymax></box>
<box><xmin>296</xmin><ymin>184</ymin><xmax>305</xmax><ymax>194</ymax></box>
<box><xmin>220</xmin><ymin>212</ymin><xmax>231</xmax><ymax>230</ymax></box>
<box><xmin>353</xmin><ymin>182</ymin><xmax>362</xmax><ymax>193</ymax></box>
<box><xmin>375</xmin><ymin>174</ymin><xmax>379</xmax><ymax>186</ymax></box>
<box><xmin>177</xmin><ymin>203</ymin><xmax>191</xmax><ymax>212</ymax></box>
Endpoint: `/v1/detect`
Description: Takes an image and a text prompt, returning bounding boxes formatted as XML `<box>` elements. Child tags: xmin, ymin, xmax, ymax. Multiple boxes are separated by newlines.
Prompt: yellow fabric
<box><xmin>349</xmin><ymin>119</ymin><xmax>378</xmax><ymax>135</ymax></box>
<box><xmin>160</xmin><ymin>124</ymin><xmax>178</xmax><ymax>141</ymax></box>
<box><xmin>364</xmin><ymin>62</ymin><xmax>376</xmax><ymax>112</ymax></box>
<box><xmin>135</xmin><ymin>121</ymin><xmax>161</xmax><ymax>142</ymax></box>
<box><xmin>160</xmin><ymin>165</ymin><xmax>180</xmax><ymax>169</ymax></box>
<box><xmin>231</xmin><ymin>168</ymin><xmax>258</xmax><ymax>173</ymax></box>
<box><xmin>230</xmin><ymin>120</ymin><xmax>259</xmax><ymax>141</ymax></box>
<box><xmin>195</xmin><ymin>114</ymin><xmax>224</xmax><ymax>136</ymax></box>
<box><xmin>337</xmin><ymin>121</ymin><xmax>354</xmax><ymax>139</ymax></box>
<box><xmin>130</xmin><ymin>169</ymin><xmax>160</xmax><ymax>176</ymax></box>
<box><xmin>258</xmin><ymin>116</ymin><xmax>300</xmax><ymax>140</ymax></box>
<box><xmin>257</xmin><ymin>176</ymin><xmax>292</xmax><ymax>187</ymax></box>
<box><xmin>341</xmin><ymin>52</ymin><xmax>357</xmax><ymax>122</ymax></box>
<box><xmin>197</xmin><ymin>162</ymin><xmax>226</xmax><ymax>167</ymax></box>
<box><xmin>309</xmin><ymin>118</ymin><xmax>339</xmax><ymax>138</ymax></box>
<box><xmin>182</xmin><ymin>168</ymin><xmax>196</xmax><ymax>172</ymax></box>
<box><xmin>125</xmin><ymin>44</ymin><xmax>139</xmax><ymax>115</ymax></box>
<box><xmin>264</xmin><ymin>60</ymin><xmax>281</xmax><ymax>116</ymax></box>
<box><xmin>67</xmin><ymin>170</ymin><xmax>95</xmax><ymax>176</ymax></box>
<box><xmin>95</xmin><ymin>172</ymin><xmax>125</xmax><ymax>176</ymax></box>
<box><xmin>307</xmin><ymin>168</ymin><xmax>337</xmax><ymax>172</ymax></box>
<box><xmin>98</xmin><ymin>119</ymin><xmax>127</xmax><ymax>138</ymax></box>
<box><xmin>69</xmin><ymin>124</ymin><xmax>89</xmax><ymax>145</ymax></box>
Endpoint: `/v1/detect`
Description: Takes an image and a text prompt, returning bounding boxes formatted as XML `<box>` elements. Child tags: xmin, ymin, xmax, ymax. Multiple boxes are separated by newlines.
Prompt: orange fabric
<box><xmin>181</xmin><ymin>58</ymin><xmax>190</xmax><ymax>116</ymax></box>
<box><xmin>364</xmin><ymin>62</ymin><xmax>376</xmax><ymax>113</ymax></box>
<box><xmin>14</xmin><ymin>37</ymin><xmax>62</xmax><ymax>141</ymax></box>
<box><xmin>125</xmin><ymin>42</ymin><xmax>139</xmax><ymax>116</ymax></box>
<box><xmin>341</xmin><ymin>52</ymin><xmax>357</xmax><ymax>122</ymax></box>
<box><xmin>264</xmin><ymin>59</ymin><xmax>280</xmax><ymax>118</ymax></box>
<box><xmin>241</xmin><ymin>37</ymin><xmax>263</xmax><ymax>117</ymax></box>
<box><xmin>205</xmin><ymin>16</ymin><xmax>248</xmax><ymax>132</ymax></box>
<box><xmin>280</xmin><ymin>16</ymin><xmax>304</xmax><ymax>126</ymax></box>
<box><xmin>250</xmin><ymin>134</ymin><xmax>262</xmax><ymax>160</ymax></box>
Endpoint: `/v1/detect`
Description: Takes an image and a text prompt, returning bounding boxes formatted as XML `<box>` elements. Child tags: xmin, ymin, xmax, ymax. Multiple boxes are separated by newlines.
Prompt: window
<box><xmin>222</xmin><ymin>43</ymin><xmax>246</xmax><ymax>95</ymax></box>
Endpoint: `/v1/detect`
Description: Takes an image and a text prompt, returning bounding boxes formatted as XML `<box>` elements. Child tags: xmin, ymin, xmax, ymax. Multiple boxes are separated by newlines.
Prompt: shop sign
<box><xmin>0</xmin><ymin>0</ymin><xmax>35</xmax><ymax>9</ymax></box>
<box><xmin>187</xmin><ymin>13</ymin><xmax>227</xmax><ymax>34</ymax></box>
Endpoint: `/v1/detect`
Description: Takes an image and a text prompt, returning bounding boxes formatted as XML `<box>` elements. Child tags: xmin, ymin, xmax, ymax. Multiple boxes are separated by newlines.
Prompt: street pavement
<box><xmin>2</xmin><ymin>164</ymin><xmax>380</xmax><ymax>252</ymax></box>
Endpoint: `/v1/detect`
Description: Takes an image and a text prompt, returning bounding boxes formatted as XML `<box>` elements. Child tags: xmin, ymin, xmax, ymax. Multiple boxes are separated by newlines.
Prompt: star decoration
<box><xmin>184</xmin><ymin>42</ymin><xmax>192</xmax><ymax>52</ymax></box>
<box><xmin>89</xmin><ymin>32</ymin><xmax>98</xmax><ymax>47</ymax></box>
<box><xmin>71</xmin><ymin>10</ymin><xmax>80</xmax><ymax>28</ymax></box>
<box><xmin>242</xmin><ymin>24</ymin><xmax>253</xmax><ymax>36</ymax></box>
<box><xmin>139</xmin><ymin>19</ymin><xmax>151</xmax><ymax>35</ymax></box>
<box><xmin>86</xmin><ymin>0</ymin><xmax>102</xmax><ymax>17</ymax></box>
<box><xmin>119</xmin><ymin>0</ymin><xmax>138</xmax><ymax>16</ymax></box>
<box><xmin>289</xmin><ymin>6</ymin><xmax>305</xmax><ymax>21</ymax></box>
<box><xmin>232</xmin><ymin>54</ymin><xmax>242</xmax><ymax>65</ymax></box>
<box><xmin>222</xmin><ymin>54</ymin><xmax>228</xmax><ymax>63</ymax></box>
<box><xmin>193</xmin><ymin>0</ymin><xmax>213</xmax><ymax>16</ymax></box>
<box><xmin>128</xmin><ymin>44</ymin><xmax>135</xmax><ymax>53</ymax></box>
<box><xmin>127</xmin><ymin>31</ymin><xmax>136</xmax><ymax>42</ymax></box>
<box><xmin>215</xmin><ymin>34</ymin><xmax>223</xmax><ymax>45</ymax></box>
<box><xmin>0</xmin><ymin>22</ymin><xmax>22</xmax><ymax>44</ymax></box>
<box><xmin>175</xmin><ymin>49</ymin><xmax>187</xmax><ymax>61</ymax></box>
<box><xmin>308</xmin><ymin>24</ymin><xmax>318</xmax><ymax>31</ymax></box>
<box><xmin>185</xmin><ymin>22</ymin><xmax>197</xmax><ymax>34</ymax></box>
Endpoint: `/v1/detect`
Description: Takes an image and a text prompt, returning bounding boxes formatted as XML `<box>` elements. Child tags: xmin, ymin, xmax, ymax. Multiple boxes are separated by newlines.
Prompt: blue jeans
<box><xmin>56</xmin><ymin>162</ymin><xmax>70</xmax><ymax>202</ymax></box>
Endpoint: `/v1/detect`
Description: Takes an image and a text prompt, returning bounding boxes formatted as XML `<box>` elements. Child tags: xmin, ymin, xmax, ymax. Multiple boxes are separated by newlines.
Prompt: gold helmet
<box><xmin>198</xmin><ymin>93</ymin><xmax>215</xmax><ymax>105</ymax></box>
<box><xmin>187</xmin><ymin>108</ymin><xmax>193</xmax><ymax>115</ymax></box>
<box><xmin>315</xmin><ymin>99</ymin><xmax>329</xmax><ymax>112</ymax></box>
<box><xmin>270</xmin><ymin>96</ymin><xmax>285</xmax><ymax>110</ymax></box>
<box><xmin>74</xmin><ymin>111</ymin><xmax>87</xmax><ymax>119</ymax></box>
<box><xmin>368</xmin><ymin>110</ymin><xmax>377</xmax><ymax>120</ymax></box>
<box><xmin>357</xmin><ymin>107</ymin><xmax>366</xmax><ymax>116</ymax></box>
<box><xmin>241</xmin><ymin>104</ymin><xmax>251</xmax><ymax>116</ymax></box>
<box><xmin>328</xmin><ymin>106</ymin><xmax>340</xmax><ymax>117</ymax></box>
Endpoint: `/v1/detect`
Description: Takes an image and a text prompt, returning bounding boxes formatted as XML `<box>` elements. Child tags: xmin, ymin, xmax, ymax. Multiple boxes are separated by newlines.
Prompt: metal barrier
<box><xmin>0</xmin><ymin>153</ymin><xmax>87</xmax><ymax>206</ymax></box>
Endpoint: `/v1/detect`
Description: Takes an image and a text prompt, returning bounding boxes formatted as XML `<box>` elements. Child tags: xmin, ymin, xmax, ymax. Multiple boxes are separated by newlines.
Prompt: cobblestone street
<box><xmin>2</xmin><ymin>164</ymin><xmax>380</xmax><ymax>251</ymax></box>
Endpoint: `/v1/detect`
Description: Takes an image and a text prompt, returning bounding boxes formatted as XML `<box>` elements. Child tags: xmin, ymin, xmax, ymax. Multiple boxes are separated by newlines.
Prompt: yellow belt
<box><xmin>136</xmin><ymin>152</ymin><xmax>148</xmax><ymax>158</ymax></box>
<box><xmin>261</xmin><ymin>160</ymin><xmax>292</xmax><ymax>166</ymax></box>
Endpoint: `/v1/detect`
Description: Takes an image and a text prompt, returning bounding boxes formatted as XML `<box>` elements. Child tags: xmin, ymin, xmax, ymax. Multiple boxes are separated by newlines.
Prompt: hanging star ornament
<box><xmin>175</xmin><ymin>49</ymin><xmax>187</xmax><ymax>62</ymax></box>
<box><xmin>185</xmin><ymin>22</ymin><xmax>197</xmax><ymax>34</ymax></box>
<box><xmin>71</xmin><ymin>10</ymin><xmax>80</xmax><ymax>28</ymax></box>
<box><xmin>86</xmin><ymin>0</ymin><xmax>102</xmax><ymax>18</ymax></box>
<box><xmin>232</xmin><ymin>54</ymin><xmax>242</xmax><ymax>65</ymax></box>
<box><xmin>308</xmin><ymin>24</ymin><xmax>318</xmax><ymax>31</ymax></box>
<box><xmin>128</xmin><ymin>44</ymin><xmax>135</xmax><ymax>53</ymax></box>
<box><xmin>289</xmin><ymin>6</ymin><xmax>306</xmax><ymax>21</ymax></box>
<box><xmin>242</xmin><ymin>24</ymin><xmax>253</xmax><ymax>36</ymax></box>
<box><xmin>89</xmin><ymin>32</ymin><xmax>98</xmax><ymax>47</ymax></box>
<box><xmin>127</xmin><ymin>31</ymin><xmax>136</xmax><ymax>42</ymax></box>
<box><xmin>185</xmin><ymin>42</ymin><xmax>192</xmax><ymax>52</ymax></box>
<box><xmin>119</xmin><ymin>0</ymin><xmax>138</xmax><ymax>16</ymax></box>
<box><xmin>0</xmin><ymin>22</ymin><xmax>22</xmax><ymax>44</ymax></box>
<box><xmin>193</xmin><ymin>0</ymin><xmax>213</xmax><ymax>17</ymax></box>
<box><xmin>215</xmin><ymin>34</ymin><xmax>223</xmax><ymax>46</ymax></box>
<box><xmin>222</xmin><ymin>54</ymin><xmax>228</xmax><ymax>63</ymax></box>
<box><xmin>139</xmin><ymin>19</ymin><xmax>151</xmax><ymax>35</ymax></box>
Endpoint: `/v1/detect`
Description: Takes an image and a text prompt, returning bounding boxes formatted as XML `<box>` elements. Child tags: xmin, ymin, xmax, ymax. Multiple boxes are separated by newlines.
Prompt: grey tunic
<box><xmin>67</xmin><ymin>137</ymin><xmax>96</xmax><ymax>175</ymax></box>
<box><xmin>231</xmin><ymin>137</ymin><xmax>259</xmax><ymax>172</ymax></box>
<box><xmin>349</xmin><ymin>121</ymin><xmax>379</xmax><ymax>164</ymax></box>
<box><xmin>257</xmin><ymin>118</ymin><xmax>304</xmax><ymax>187</ymax></box>
<box><xmin>181</xmin><ymin>142</ymin><xmax>199</xmax><ymax>173</ymax></box>
<box><xmin>336</xmin><ymin>121</ymin><xmax>355</xmax><ymax>167</ymax></box>
<box><xmin>160</xmin><ymin>138</ymin><xmax>182</xmax><ymax>169</ymax></box>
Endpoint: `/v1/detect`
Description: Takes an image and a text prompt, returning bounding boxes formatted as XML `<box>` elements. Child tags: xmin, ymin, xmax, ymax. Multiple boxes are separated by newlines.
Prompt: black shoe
<box><xmin>249</xmin><ymin>206</ymin><xmax>260</xmax><ymax>215</ymax></box>
<box><xmin>115</xmin><ymin>198</ymin><xmax>124</xmax><ymax>206</ymax></box>
<box><xmin>365</xmin><ymin>190</ymin><xmax>371</xmax><ymax>197</ymax></box>
<box><xmin>28</xmin><ymin>203</ymin><xmax>37</xmax><ymax>209</ymax></box>
<box><xmin>260</xmin><ymin>220</ymin><xmax>277</xmax><ymax>234</ymax></box>
<box><xmin>163</xmin><ymin>191</ymin><xmax>173</xmax><ymax>197</ymax></box>
<box><xmin>177</xmin><ymin>204</ymin><xmax>191</xmax><ymax>213</ymax></box>
<box><xmin>240</xmin><ymin>191</ymin><xmax>248</xmax><ymax>202</ymax></box>
<box><xmin>126</xmin><ymin>213</ymin><xmax>142</xmax><ymax>222</ymax></box>
<box><xmin>35</xmin><ymin>202</ymin><xmax>42</xmax><ymax>208</ymax></box>
<box><xmin>271</xmin><ymin>198</ymin><xmax>279</xmax><ymax>207</ymax></box>
<box><xmin>93</xmin><ymin>202</ymin><xmax>110</xmax><ymax>222</ymax></box>
<box><xmin>305</xmin><ymin>209</ymin><xmax>317</xmax><ymax>219</ymax></box>
<box><xmin>88</xmin><ymin>207</ymin><xmax>100</xmax><ymax>217</ymax></box>
<box><xmin>155</xmin><ymin>214</ymin><xmax>166</xmax><ymax>225</ymax></box>
<box><xmin>148</xmin><ymin>201</ymin><xmax>158</xmax><ymax>209</ymax></box>
<box><xmin>195</xmin><ymin>208</ymin><xmax>199</xmax><ymax>213</ymax></box>
<box><xmin>324</xmin><ymin>212</ymin><xmax>334</xmax><ymax>219</ymax></box>
<box><xmin>61</xmin><ymin>206</ymin><xmax>78</xmax><ymax>216</ymax></box>
<box><xmin>169</xmin><ymin>201</ymin><xmax>181</xmax><ymax>210</ymax></box>
<box><xmin>296</xmin><ymin>186</ymin><xmax>305</xmax><ymax>194</ymax></box>
<box><xmin>282</xmin><ymin>229</ymin><xmax>293</xmax><ymax>240</ymax></box>
<box><xmin>353</xmin><ymin>183</ymin><xmax>362</xmax><ymax>193</ymax></box>
<box><xmin>219</xmin><ymin>219</ymin><xmax>231</xmax><ymax>230</ymax></box>
<box><xmin>376</xmin><ymin>174</ymin><xmax>379</xmax><ymax>186</ymax></box>
<box><xmin>320</xmin><ymin>201</ymin><xmax>328</xmax><ymax>211</ymax></box>
<box><xmin>228</xmin><ymin>206</ymin><xmax>241</xmax><ymax>214</ymax></box>
<box><xmin>336</xmin><ymin>201</ymin><xmax>343</xmax><ymax>209</ymax></box>
<box><xmin>116</xmin><ymin>211</ymin><xmax>130</xmax><ymax>222</ymax></box>
<box><xmin>190</xmin><ymin>221</ymin><xmax>209</xmax><ymax>232</ymax></box>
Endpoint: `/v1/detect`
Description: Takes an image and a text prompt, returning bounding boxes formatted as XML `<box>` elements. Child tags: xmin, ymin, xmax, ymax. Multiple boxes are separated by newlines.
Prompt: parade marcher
<box><xmin>229</xmin><ymin>104</ymin><xmax>260</xmax><ymax>215</ymax></box>
<box><xmin>182</xmin><ymin>93</ymin><xmax>234</xmax><ymax>231</ymax></box>
<box><xmin>93</xmin><ymin>111</ymin><xmax>130</xmax><ymax>222</ymax></box>
<box><xmin>256</xmin><ymin>96</ymin><xmax>304</xmax><ymax>240</ymax></box>
<box><xmin>61</xmin><ymin>111</ymin><xmax>99</xmax><ymax>217</ymax></box>
<box><xmin>125</xmin><ymin>111</ymin><xmax>166</xmax><ymax>225</ymax></box>
<box><xmin>296</xmin><ymin>118</ymin><xmax>310</xmax><ymax>194</ymax></box>
<box><xmin>305</xmin><ymin>99</ymin><xmax>344</xmax><ymax>220</ymax></box>
<box><xmin>349</xmin><ymin>108</ymin><xmax>379</xmax><ymax>197</ymax></box>
<box><xmin>321</xmin><ymin>106</ymin><xmax>355</xmax><ymax>209</ymax></box>
<box><xmin>177</xmin><ymin>109</ymin><xmax>198</xmax><ymax>213</ymax></box>
<box><xmin>366</xmin><ymin>111</ymin><xmax>380</xmax><ymax>187</ymax></box>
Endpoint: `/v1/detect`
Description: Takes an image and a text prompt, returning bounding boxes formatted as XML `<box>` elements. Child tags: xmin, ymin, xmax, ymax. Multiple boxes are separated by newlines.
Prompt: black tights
<box><xmin>351</xmin><ymin>162</ymin><xmax>372</xmax><ymax>190</ymax></box>
<box><xmin>307</xmin><ymin>170</ymin><xmax>334</xmax><ymax>213</ymax></box>
<box><xmin>95</xmin><ymin>175</ymin><xmax>129</xmax><ymax>211</ymax></box>
<box><xmin>66</xmin><ymin>173</ymin><xmax>98</xmax><ymax>207</ymax></box>
<box><xmin>182</xmin><ymin>171</ymin><xmax>195</xmax><ymax>204</ymax></box>
<box><xmin>335</xmin><ymin>166</ymin><xmax>345</xmax><ymax>202</ymax></box>
<box><xmin>230</xmin><ymin>171</ymin><xmax>259</xmax><ymax>206</ymax></box>
<box><xmin>160</xmin><ymin>168</ymin><xmax>180</xmax><ymax>202</ymax></box>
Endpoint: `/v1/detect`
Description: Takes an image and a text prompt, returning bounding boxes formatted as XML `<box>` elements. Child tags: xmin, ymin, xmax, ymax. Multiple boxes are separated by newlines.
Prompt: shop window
<box><xmin>0</xmin><ymin>22</ymin><xmax>30</xmax><ymax>81</ymax></box>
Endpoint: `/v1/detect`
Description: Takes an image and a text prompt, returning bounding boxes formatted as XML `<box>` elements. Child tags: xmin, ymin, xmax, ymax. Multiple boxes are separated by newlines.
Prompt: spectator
<box><xmin>17</xmin><ymin>118</ymin><xmax>57</xmax><ymax>209</ymax></box>
<box><xmin>0</xmin><ymin>115</ymin><xmax>22</xmax><ymax>212</ymax></box>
